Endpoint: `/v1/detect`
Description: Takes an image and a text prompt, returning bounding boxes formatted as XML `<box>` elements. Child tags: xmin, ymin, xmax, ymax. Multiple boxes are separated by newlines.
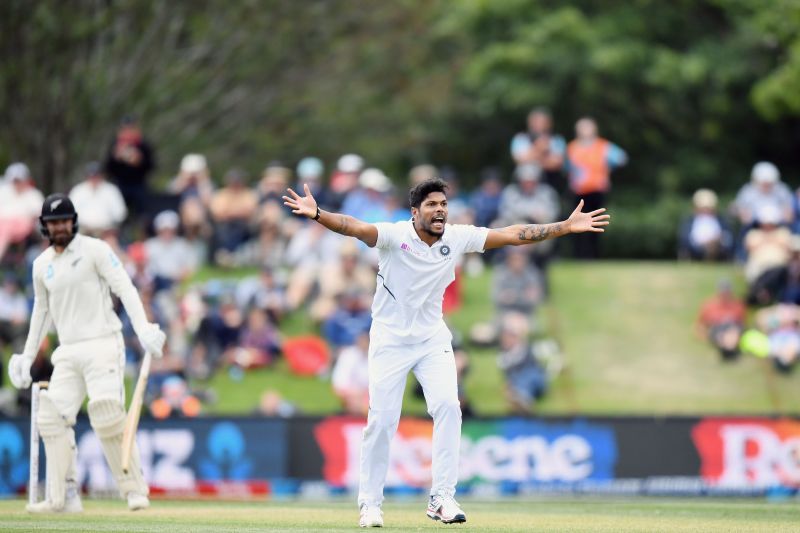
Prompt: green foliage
<box><xmin>3</xmin><ymin>1</ymin><xmax>800</xmax><ymax>258</ymax></box>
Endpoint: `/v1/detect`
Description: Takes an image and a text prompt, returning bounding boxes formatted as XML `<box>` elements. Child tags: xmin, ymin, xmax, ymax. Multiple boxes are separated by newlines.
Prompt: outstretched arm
<box><xmin>484</xmin><ymin>199</ymin><xmax>610</xmax><ymax>250</ymax></box>
<box><xmin>283</xmin><ymin>184</ymin><xmax>379</xmax><ymax>247</ymax></box>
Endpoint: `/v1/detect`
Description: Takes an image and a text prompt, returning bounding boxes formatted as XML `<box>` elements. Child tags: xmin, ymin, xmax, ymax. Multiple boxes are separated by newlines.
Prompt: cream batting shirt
<box><xmin>371</xmin><ymin>220</ymin><xmax>488</xmax><ymax>344</ymax></box>
<box><xmin>22</xmin><ymin>234</ymin><xmax>149</xmax><ymax>357</ymax></box>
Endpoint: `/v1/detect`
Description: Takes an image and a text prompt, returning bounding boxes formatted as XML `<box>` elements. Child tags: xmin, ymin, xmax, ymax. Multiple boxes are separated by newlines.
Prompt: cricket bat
<box><xmin>122</xmin><ymin>351</ymin><xmax>152</xmax><ymax>474</ymax></box>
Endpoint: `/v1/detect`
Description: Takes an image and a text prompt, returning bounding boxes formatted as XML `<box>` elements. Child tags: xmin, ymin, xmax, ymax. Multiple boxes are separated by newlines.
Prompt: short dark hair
<box><xmin>409</xmin><ymin>178</ymin><xmax>448</xmax><ymax>209</ymax></box>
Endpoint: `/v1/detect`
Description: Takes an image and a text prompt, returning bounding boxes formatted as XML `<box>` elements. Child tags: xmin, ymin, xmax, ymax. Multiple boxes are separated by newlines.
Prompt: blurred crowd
<box><xmin>0</xmin><ymin>109</ymin><xmax>628</xmax><ymax>416</ymax></box>
<box><xmin>690</xmin><ymin>162</ymin><xmax>800</xmax><ymax>373</ymax></box>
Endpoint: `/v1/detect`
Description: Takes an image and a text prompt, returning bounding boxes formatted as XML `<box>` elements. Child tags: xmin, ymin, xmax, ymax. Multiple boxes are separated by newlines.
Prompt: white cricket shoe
<box><xmin>127</xmin><ymin>492</ymin><xmax>150</xmax><ymax>511</ymax></box>
<box><xmin>427</xmin><ymin>493</ymin><xmax>466</xmax><ymax>524</ymax></box>
<box><xmin>359</xmin><ymin>503</ymin><xmax>384</xmax><ymax>527</ymax></box>
<box><xmin>26</xmin><ymin>493</ymin><xmax>82</xmax><ymax>514</ymax></box>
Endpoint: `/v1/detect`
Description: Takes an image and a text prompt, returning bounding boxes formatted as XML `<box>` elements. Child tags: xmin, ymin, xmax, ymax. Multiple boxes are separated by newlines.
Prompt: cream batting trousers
<box><xmin>46</xmin><ymin>333</ymin><xmax>126</xmax><ymax>412</ymax></box>
<box><xmin>357</xmin><ymin>325</ymin><xmax>461</xmax><ymax>507</ymax></box>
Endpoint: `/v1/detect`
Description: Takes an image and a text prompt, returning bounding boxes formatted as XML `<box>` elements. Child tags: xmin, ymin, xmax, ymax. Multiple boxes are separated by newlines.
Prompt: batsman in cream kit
<box><xmin>284</xmin><ymin>177</ymin><xmax>610</xmax><ymax>527</ymax></box>
<box><xmin>8</xmin><ymin>193</ymin><xmax>166</xmax><ymax>513</ymax></box>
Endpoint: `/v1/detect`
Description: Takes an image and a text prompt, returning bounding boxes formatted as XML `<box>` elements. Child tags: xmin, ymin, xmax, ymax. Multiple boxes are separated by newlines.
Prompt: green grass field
<box><xmin>195</xmin><ymin>260</ymin><xmax>800</xmax><ymax>417</ymax></box>
<box><xmin>1</xmin><ymin>498</ymin><xmax>798</xmax><ymax>532</ymax></box>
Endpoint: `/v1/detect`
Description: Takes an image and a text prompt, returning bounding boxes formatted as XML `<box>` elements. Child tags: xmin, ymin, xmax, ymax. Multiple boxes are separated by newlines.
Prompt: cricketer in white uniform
<box><xmin>283</xmin><ymin>177</ymin><xmax>610</xmax><ymax>527</ymax></box>
<box><xmin>8</xmin><ymin>193</ymin><xmax>166</xmax><ymax>513</ymax></box>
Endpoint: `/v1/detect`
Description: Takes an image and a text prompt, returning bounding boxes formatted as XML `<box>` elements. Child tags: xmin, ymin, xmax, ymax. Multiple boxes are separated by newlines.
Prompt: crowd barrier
<box><xmin>0</xmin><ymin>415</ymin><xmax>797</xmax><ymax>498</ymax></box>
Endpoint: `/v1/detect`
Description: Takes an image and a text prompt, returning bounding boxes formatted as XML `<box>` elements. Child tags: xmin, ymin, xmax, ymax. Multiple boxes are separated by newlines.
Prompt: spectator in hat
<box><xmin>745</xmin><ymin>204</ymin><xmax>793</xmax><ymax>305</ymax></box>
<box><xmin>342</xmin><ymin>168</ymin><xmax>393</xmax><ymax>222</ymax></box>
<box><xmin>696</xmin><ymin>279</ymin><xmax>746</xmax><ymax>361</ymax></box>
<box><xmin>497</xmin><ymin>163</ymin><xmax>560</xmax><ymax>271</ymax></box>
<box><xmin>295</xmin><ymin>157</ymin><xmax>331</xmax><ymax>209</ymax></box>
<box><xmin>328</xmin><ymin>153</ymin><xmax>364</xmax><ymax>209</ymax></box>
<box><xmin>209</xmin><ymin>168</ymin><xmax>259</xmax><ymax>260</ymax></box>
<box><xmin>733</xmin><ymin>162</ymin><xmax>794</xmax><ymax>228</ymax></box>
<box><xmin>144</xmin><ymin>210</ymin><xmax>197</xmax><ymax>292</ymax></box>
<box><xmin>104</xmin><ymin>115</ymin><xmax>156</xmax><ymax>216</ymax></box>
<box><xmin>0</xmin><ymin>162</ymin><xmax>44</xmax><ymax>262</ymax></box>
<box><xmin>169</xmin><ymin>153</ymin><xmax>214</xmax><ymax>207</ymax></box>
<box><xmin>258</xmin><ymin>162</ymin><xmax>292</xmax><ymax>208</ymax></box>
<box><xmin>678</xmin><ymin>189</ymin><xmax>734</xmax><ymax>261</ymax></box>
<box><xmin>69</xmin><ymin>162</ymin><xmax>128</xmax><ymax>237</ymax></box>
<box><xmin>511</xmin><ymin>107</ymin><xmax>567</xmax><ymax>190</ymax></box>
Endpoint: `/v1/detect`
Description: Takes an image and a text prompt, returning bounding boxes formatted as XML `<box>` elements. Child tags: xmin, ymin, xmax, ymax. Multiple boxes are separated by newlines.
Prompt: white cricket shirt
<box><xmin>371</xmin><ymin>220</ymin><xmax>488</xmax><ymax>344</ymax></box>
<box><xmin>22</xmin><ymin>234</ymin><xmax>149</xmax><ymax>356</ymax></box>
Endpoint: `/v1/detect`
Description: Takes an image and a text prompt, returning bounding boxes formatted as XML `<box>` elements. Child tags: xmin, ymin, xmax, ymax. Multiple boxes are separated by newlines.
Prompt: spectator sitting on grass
<box><xmin>744</xmin><ymin>204</ymin><xmax>792</xmax><ymax>305</ymax></box>
<box><xmin>493</xmin><ymin>246</ymin><xmax>545</xmax><ymax>315</ymax></box>
<box><xmin>331</xmin><ymin>331</ymin><xmax>370</xmax><ymax>415</ymax></box>
<box><xmin>0</xmin><ymin>274</ymin><xmax>28</xmax><ymax>355</ymax></box>
<box><xmin>497</xmin><ymin>163</ymin><xmax>560</xmax><ymax>272</ymax></box>
<box><xmin>695</xmin><ymin>279</ymin><xmax>746</xmax><ymax>361</ymax></box>
<box><xmin>189</xmin><ymin>294</ymin><xmax>244</xmax><ymax>379</ymax></box>
<box><xmin>678</xmin><ymin>189</ymin><xmax>733</xmax><ymax>261</ymax></box>
<box><xmin>226</xmin><ymin>306</ymin><xmax>281</xmax><ymax>370</ymax></box>
<box><xmin>322</xmin><ymin>288</ymin><xmax>372</xmax><ymax>354</ymax></box>
<box><xmin>754</xmin><ymin>304</ymin><xmax>800</xmax><ymax>374</ymax></box>
<box><xmin>310</xmin><ymin>239</ymin><xmax>375</xmax><ymax>322</ymax></box>
<box><xmin>145</xmin><ymin>210</ymin><xmax>198</xmax><ymax>293</ymax></box>
<box><xmin>255</xmin><ymin>389</ymin><xmax>299</xmax><ymax>418</ymax></box>
<box><xmin>149</xmin><ymin>375</ymin><xmax>202</xmax><ymax>419</ymax></box>
<box><xmin>236</xmin><ymin>265</ymin><xmax>288</xmax><ymax>324</ymax></box>
<box><xmin>209</xmin><ymin>168</ymin><xmax>258</xmax><ymax>264</ymax></box>
<box><xmin>69</xmin><ymin>161</ymin><xmax>128</xmax><ymax>237</ymax></box>
<box><xmin>0</xmin><ymin>162</ymin><xmax>44</xmax><ymax>263</ymax></box>
<box><xmin>779</xmin><ymin>236</ymin><xmax>800</xmax><ymax>305</ymax></box>
<box><xmin>169</xmin><ymin>153</ymin><xmax>214</xmax><ymax>208</ymax></box>
<box><xmin>497</xmin><ymin>312</ymin><xmax>548</xmax><ymax>413</ymax></box>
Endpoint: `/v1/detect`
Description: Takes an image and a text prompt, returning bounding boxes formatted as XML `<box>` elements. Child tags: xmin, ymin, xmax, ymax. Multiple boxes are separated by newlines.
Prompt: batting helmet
<box><xmin>39</xmin><ymin>193</ymin><xmax>79</xmax><ymax>237</ymax></box>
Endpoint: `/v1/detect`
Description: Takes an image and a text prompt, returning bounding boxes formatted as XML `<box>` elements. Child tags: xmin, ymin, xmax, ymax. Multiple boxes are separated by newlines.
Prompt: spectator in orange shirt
<box><xmin>567</xmin><ymin>117</ymin><xmax>627</xmax><ymax>259</ymax></box>
<box><xmin>696</xmin><ymin>279</ymin><xmax>747</xmax><ymax>361</ymax></box>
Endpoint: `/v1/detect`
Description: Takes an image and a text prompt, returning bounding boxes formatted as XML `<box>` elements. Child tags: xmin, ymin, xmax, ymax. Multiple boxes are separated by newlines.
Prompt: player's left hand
<box><xmin>567</xmin><ymin>199</ymin><xmax>610</xmax><ymax>233</ymax></box>
<box><xmin>8</xmin><ymin>353</ymin><xmax>33</xmax><ymax>389</ymax></box>
<box><xmin>138</xmin><ymin>323</ymin><xmax>166</xmax><ymax>358</ymax></box>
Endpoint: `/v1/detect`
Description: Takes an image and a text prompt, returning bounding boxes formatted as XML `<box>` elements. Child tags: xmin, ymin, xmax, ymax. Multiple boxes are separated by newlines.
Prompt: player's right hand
<box><xmin>282</xmin><ymin>184</ymin><xmax>319</xmax><ymax>219</ymax></box>
<box><xmin>139</xmin><ymin>323</ymin><xmax>166</xmax><ymax>358</ymax></box>
<box><xmin>8</xmin><ymin>353</ymin><xmax>33</xmax><ymax>389</ymax></box>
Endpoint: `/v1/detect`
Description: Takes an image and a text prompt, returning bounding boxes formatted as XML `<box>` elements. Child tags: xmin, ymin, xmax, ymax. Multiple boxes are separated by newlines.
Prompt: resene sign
<box><xmin>313</xmin><ymin>417</ymin><xmax>617</xmax><ymax>488</ymax></box>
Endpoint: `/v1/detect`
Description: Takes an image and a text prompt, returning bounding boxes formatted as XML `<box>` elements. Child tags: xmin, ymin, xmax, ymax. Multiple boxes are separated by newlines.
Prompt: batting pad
<box><xmin>37</xmin><ymin>394</ymin><xmax>75</xmax><ymax>509</ymax></box>
<box><xmin>88</xmin><ymin>399</ymin><xmax>148</xmax><ymax>497</ymax></box>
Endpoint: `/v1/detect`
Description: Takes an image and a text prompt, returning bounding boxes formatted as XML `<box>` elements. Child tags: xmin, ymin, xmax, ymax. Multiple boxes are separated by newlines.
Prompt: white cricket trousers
<box><xmin>358</xmin><ymin>326</ymin><xmax>461</xmax><ymax>507</ymax></box>
<box><xmin>47</xmin><ymin>333</ymin><xmax>126</xmax><ymax>414</ymax></box>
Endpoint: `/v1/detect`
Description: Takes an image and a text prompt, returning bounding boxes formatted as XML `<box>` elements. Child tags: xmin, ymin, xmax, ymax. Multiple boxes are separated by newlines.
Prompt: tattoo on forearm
<box><xmin>518</xmin><ymin>223</ymin><xmax>562</xmax><ymax>242</ymax></box>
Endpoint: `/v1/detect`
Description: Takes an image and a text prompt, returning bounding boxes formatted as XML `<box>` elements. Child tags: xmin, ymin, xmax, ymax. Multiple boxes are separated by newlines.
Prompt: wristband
<box><xmin>313</xmin><ymin>206</ymin><xmax>321</xmax><ymax>221</ymax></box>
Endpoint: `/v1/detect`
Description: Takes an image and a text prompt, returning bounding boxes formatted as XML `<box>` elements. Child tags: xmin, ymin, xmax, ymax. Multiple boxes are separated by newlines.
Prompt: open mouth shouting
<box><xmin>430</xmin><ymin>214</ymin><xmax>446</xmax><ymax>232</ymax></box>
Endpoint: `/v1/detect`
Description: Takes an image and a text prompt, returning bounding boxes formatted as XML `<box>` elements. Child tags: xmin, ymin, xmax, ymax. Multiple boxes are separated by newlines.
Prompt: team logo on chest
<box><xmin>440</xmin><ymin>245</ymin><xmax>451</xmax><ymax>257</ymax></box>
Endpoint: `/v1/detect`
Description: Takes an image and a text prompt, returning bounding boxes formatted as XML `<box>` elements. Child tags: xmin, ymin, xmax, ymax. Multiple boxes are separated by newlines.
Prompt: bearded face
<box><xmin>47</xmin><ymin>219</ymin><xmax>74</xmax><ymax>247</ymax></box>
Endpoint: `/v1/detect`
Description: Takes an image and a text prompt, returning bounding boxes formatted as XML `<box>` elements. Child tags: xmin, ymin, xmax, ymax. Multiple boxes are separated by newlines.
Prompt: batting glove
<box><xmin>138</xmin><ymin>323</ymin><xmax>166</xmax><ymax>358</ymax></box>
<box><xmin>8</xmin><ymin>353</ymin><xmax>33</xmax><ymax>389</ymax></box>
